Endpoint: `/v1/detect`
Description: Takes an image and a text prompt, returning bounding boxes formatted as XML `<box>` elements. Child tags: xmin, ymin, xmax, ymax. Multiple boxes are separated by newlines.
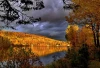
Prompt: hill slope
<box><xmin>0</xmin><ymin>30</ymin><xmax>68</xmax><ymax>56</ymax></box>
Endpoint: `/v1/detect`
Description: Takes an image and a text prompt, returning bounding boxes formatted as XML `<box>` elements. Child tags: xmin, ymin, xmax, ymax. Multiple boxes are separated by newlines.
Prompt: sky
<box><xmin>1</xmin><ymin>0</ymin><xmax>72</xmax><ymax>41</ymax></box>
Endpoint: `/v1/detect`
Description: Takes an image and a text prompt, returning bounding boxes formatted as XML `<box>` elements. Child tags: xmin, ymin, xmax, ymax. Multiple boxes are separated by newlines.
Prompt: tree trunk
<box><xmin>91</xmin><ymin>24</ymin><xmax>97</xmax><ymax>47</ymax></box>
<box><xmin>96</xmin><ymin>25</ymin><xmax>100</xmax><ymax>47</ymax></box>
<box><xmin>96</xmin><ymin>25</ymin><xmax>100</xmax><ymax>61</ymax></box>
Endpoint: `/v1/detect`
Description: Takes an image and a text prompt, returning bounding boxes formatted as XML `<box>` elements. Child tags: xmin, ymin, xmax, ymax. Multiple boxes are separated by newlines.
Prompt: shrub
<box><xmin>45</xmin><ymin>59</ymin><xmax>68</xmax><ymax>68</ymax></box>
<box><xmin>0</xmin><ymin>46</ymin><xmax>43</xmax><ymax>68</ymax></box>
<box><xmin>67</xmin><ymin>44</ymin><xmax>89</xmax><ymax>68</ymax></box>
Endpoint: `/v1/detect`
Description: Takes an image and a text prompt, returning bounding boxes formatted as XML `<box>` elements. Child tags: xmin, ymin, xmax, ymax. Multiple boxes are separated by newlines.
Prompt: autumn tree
<box><xmin>65</xmin><ymin>24</ymin><xmax>79</xmax><ymax>48</ymax></box>
<box><xmin>66</xmin><ymin>0</ymin><xmax>100</xmax><ymax>47</ymax></box>
<box><xmin>0</xmin><ymin>0</ymin><xmax>45</xmax><ymax>29</ymax></box>
<box><xmin>78</xmin><ymin>26</ymin><xmax>93</xmax><ymax>46</ymax></box>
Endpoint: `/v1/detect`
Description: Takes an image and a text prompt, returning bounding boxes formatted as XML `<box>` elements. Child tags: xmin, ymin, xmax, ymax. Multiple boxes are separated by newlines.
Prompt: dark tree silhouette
<box><xmin>63</xmin><ymin>0</ymin><xmax>80</xmax><ymax>10</ymax></box>
<box><xmin>0</xmin><ymin>0</ymin><xmax>44</xmax><ymax>29</ymax></box>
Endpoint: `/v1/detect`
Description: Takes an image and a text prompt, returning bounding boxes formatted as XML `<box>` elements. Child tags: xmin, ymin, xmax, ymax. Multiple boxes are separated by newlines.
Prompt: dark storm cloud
<box><xmin>2</xmin><ymin>0</ymin><xmax>71</xmax><ymax>41</ymax></box>
<box><xmin>16</xmin><ymin>21</ymin><xmax>68</xmax><ymax>41</ymax></box>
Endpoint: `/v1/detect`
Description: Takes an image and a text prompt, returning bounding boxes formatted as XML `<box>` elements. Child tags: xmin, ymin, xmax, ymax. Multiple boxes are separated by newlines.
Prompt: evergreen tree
<box><xmin>0</xmin><ymin>0</ymin><xmax>45</xmax><ymax>29</ymax></box>
<box><xmin>78</xmin><ymin>44</ymin><xmax>89</xmax><ymax>68</ymax></box>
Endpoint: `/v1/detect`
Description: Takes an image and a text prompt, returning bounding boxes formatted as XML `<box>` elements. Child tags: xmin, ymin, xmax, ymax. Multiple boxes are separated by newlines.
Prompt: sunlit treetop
<box><xmin>66</xmin><ymin>24</ymin><xmax>79</xmax><ymax>34</ymax></box>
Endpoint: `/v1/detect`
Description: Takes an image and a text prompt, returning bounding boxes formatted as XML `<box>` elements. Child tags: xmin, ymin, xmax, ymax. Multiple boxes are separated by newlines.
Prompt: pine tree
<box><xmin>0</xmin><ymin>0</ymin><xmax>45</xmax><ymax>29</ymax></box>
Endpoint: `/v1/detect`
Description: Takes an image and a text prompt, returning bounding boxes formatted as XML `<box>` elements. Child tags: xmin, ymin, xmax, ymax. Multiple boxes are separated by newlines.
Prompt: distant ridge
<box><xmin>0</xmin><ymin>30</ymin><xmax>67</xmax><ymax>46</ymax></box>
<box><xmin>0</xmin><ymin>30</ymin><xmax>68</xmax><ymax>56</ymax></box>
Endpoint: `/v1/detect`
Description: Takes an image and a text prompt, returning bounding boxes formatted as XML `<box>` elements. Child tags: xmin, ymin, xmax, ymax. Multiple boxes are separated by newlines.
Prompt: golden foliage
<box><xmin>66</xmin><ymin>24</ymin><xmax>79</xmax><ymax>33</ymax></box>
<box><xmin>66</xmin><ymin>24</ymin><xmax>94</xmax><ymax>49</ymax></box>
<box><xmin>0</xmin><ymin>30</ymin><xmax>68</xmax><ymax>56</ymax></box>
<box><xmin>67</xmin><ymin>0</ymin><xmax>100</xmax><ymax>25</ymax></box>
<box><xmin>66</xmin><ymin>24</ymin><xmax>79</xmax><ymax>47</ymax></box>
<box><xmin>78</xmin><ymin>26</ymin><xmax>94</xmax><ymax>46</ymax></box>
<box><xmin>66</xmin><ymin>0</ymin><xmax>100</xmax><ymax>48</ymax></box>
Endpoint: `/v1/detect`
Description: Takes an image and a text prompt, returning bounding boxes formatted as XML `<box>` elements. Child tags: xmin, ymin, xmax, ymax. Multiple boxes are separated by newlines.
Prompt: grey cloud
<box><xmin>16</xmin><ymin>21</ymin><xmax>68</xmax><ymax>41</ymax></box>
<box><xmin>26</xmin><ymin>0</ymin><xmax>69</xmax><ymax>22</ymax></box>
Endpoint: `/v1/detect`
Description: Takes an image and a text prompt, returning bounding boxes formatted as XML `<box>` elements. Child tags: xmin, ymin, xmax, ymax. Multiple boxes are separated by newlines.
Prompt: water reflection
<box><xmin>30</xmin><ymin>46</ymin><xmax>67</xmax><ymax>56</ymax></box>
<box><xmin>0</xmin><ymin>45</ymin><xmax>67</xmax><ymax>60</ymax></box>
<box><xmin>40</xmin><ymin>51</ymin><xmax>66</xmax><ymax>65</ymax></box>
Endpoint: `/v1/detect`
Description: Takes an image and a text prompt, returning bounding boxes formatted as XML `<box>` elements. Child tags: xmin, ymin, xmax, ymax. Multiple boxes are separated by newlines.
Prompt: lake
<box><xmin>40</xmin><ymin>51</ymin><xmax>66</xmax><ymax>66</ymax></box>
<box><xmin>0</xmin><ymin>46</ymin><xmax>67</xmax><ymax>67</ymax></box>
